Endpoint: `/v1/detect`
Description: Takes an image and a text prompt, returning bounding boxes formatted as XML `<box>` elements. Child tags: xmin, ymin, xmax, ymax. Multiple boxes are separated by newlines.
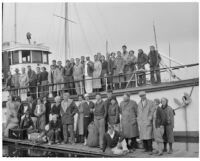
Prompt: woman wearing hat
<box><xmin>160</xmin><ymin>97</ymin><xmax>174</xmax><ymax>154</ymax></box>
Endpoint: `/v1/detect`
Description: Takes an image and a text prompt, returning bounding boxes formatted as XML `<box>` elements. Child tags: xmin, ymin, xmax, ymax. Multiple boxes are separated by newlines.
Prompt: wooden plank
<box><xmin>3</xmin><ymin>137</ymin><xmax>121</xmax><ymax>157</ymax></box>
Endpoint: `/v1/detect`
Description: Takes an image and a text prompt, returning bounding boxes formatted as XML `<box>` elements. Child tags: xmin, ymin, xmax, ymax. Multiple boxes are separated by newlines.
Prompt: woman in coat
<box><xmin>107</xmin><ymin>96</ymin><xmax>120</xmax><ymax>131</ymax></box>
<box><xmin>161</xmin><ymin>97</ymin><xmax>174</xmax><ymax>154</ymax></box>
<box><xmin>34</xmin><ymin>98</ymin><xmax>46</xmax><ymax>132</ymax></box>
<box><xmin>92</xmin><ymin>55</ymin><xmax>102</xmax><ymax>92</ymax></box>
<box><xmin>120</xmin><ymin>93</ymin><xmax>139</xmax><ymax>150</ymax></box>
<box><xmin>137</xmin><ymin>91</ymin><xmax>156</xmax><ymax>153</ymax></box>
<box><xmin>125</xmin><ymin>50</ymin><xmax>137</xmax><ymax>88</ymax></box>
<box><xmin>113</xmin><ymin>51</ymin><xmax>125</xmax><ymax>89</ymax></box>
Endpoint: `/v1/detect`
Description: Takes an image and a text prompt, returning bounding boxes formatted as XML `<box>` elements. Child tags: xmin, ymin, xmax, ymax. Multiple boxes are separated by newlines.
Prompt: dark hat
<box><xmin>122</xmin><ymin>45</ymin><xmax>127</xmax><ymax>48</ymax></box>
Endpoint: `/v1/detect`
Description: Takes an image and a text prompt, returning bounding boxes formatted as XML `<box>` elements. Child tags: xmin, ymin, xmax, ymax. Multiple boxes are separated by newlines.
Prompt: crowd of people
<box><xmin>5</xmin><ymin>45</ymin><xmax>161</xmax><ymax>99</ymax></box>
<box><xmin>3</xmin><ymin>89</ymin><xmax>175</xmax><ymax>156</ymax></box>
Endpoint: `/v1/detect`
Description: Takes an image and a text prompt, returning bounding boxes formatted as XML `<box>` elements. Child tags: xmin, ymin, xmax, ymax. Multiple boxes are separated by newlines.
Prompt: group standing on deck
<box><xmin>4</xmin><ymin>45</ymin><xmax>162</xmax><ymax>100</ymax></box>
<box><xmin>3</xmin><ymin>90</ymin><xmax>175</xmax><ymax>156</ymax></box>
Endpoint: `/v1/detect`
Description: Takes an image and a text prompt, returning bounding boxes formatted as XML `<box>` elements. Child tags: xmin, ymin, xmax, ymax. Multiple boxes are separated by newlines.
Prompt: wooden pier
<box><xmin>3</xmin><ymin>137</ymin><xmax>199</xmax><ymax>157</ymax></box>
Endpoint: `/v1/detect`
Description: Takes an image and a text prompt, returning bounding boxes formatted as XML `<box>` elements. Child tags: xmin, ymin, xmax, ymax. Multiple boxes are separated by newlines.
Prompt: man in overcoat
<box><xmin>61</xmin><ymin>92</ymin><xmax>78</xmax><ymax>144</ymax></box>
<box><xmin>120</xmin><ymin>92</ymin><xmax>139</xmax><ymax>150</ymax></box>
<box><xmin>137</xmin><ymin>91</ymin><xmax>156</xmax><ymax>153</ymax></box>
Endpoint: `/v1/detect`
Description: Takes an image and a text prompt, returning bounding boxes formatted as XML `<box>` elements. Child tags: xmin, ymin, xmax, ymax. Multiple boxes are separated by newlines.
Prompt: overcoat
<box><xmin>92</xmin><ymin>61</ymin><xmax>102</xmax><ymax>89</ymax></box>
<box><xmin>120</xmin><ymin>100</ymin><xmax>139</xmax><ymax>138</ymax></box>
<box><xmin>137</xmin><ymin>99</ymin><xmax>156</xmax><ymax>140</ymax></box>
<box><xmin>60</xmin><ymin>99</ymin><xmax>78</xmax><ymax>125</ymax></box>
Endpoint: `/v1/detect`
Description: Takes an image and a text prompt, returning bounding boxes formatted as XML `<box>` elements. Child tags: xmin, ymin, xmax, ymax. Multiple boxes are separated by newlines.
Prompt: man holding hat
<box><xmin>137</xmin><ymin>91</ymin><xmax>156</xmax><ymax>154</ymax></box>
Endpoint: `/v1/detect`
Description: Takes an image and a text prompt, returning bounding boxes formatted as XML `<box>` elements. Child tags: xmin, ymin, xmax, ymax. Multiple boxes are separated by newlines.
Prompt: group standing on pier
<box><xmin>3</xmin><ymin>89</ymin><xmax>175</xmax><ymax>156</ymax></box>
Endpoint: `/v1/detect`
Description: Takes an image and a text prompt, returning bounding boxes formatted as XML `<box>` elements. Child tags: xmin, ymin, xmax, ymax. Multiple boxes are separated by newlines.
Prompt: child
<box><xmin>47</xmin><ymin>114</ymin><xmax>61</xmax><ymax>145</ymax></box>
<box><xmin>152</xmin><ymin>98</ymin><xmax>165</xmax><ymax>156</ymax></box>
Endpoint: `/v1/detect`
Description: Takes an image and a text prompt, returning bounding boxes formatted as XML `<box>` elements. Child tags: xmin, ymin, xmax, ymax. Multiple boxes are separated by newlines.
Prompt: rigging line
<box><xmin>84</xmin><ymin>6</ymin><xmax>105</xmax><ymax>46</ymax></box>
<box><xmin>95</xmin><ymin>4</ymin><xmax>113</xmax><ymax>47</ymax></box>
<box><xmin>73</xmin><ymin>3</ymin><xmax>92</xmax><ymax>55</ymax></box>
<box><xmin>53</xmin><ymin>14</ymin><xmax>76</xmax><ymax>24</ymax></box>
<box><xmin>46</xmin><ymin>3</ymin><xmax>57</xmax><ymax>46</ymax></box>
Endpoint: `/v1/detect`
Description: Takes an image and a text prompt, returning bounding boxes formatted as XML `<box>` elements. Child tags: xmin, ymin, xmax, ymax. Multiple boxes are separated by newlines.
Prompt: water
<box><xmin>3</xmin><ymin>142</ymin><xmax>96</xmax><ymax>157</ymax></box>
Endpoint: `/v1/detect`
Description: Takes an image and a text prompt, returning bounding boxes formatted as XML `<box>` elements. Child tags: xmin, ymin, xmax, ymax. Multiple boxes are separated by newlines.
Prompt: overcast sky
<box><xmin>3</xmin><ymin>2</ymin><xmax>199</xmax><ymax>67</ymax></box>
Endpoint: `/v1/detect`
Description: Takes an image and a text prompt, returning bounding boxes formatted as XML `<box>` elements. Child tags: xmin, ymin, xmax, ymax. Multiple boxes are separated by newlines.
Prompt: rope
<box><xmin>73</xmin><ymin>4</ymin><xmax>92</xmax><ymax>55</ymax></box>
<box><xmin>84</xmin><ymin>6</ymin><xmax>105</xmax><ymax>48</ymax></box>
<box><xmin>95</xmin><ymin>4</ymin><xmax>112</xmax><ymax>47</ymax></box>
<box><xmin>160</xmin><ymin>59</ymin><xmax>181</xmax><ymax>80</ymax></box>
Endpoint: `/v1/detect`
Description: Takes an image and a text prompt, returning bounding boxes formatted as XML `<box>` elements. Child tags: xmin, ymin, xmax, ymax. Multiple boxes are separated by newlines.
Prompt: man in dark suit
<box><xmin>84</xmin><ymin>93</ymin><xmax>95</xmax><ymax>122</ymax></box>
<box><xmin>40</xmin><ymin>67</ymin><xmax>48</xmax><ymax>97</ymax></box>
<box><xmin>43</xmin><ymin>96</ymin><xmax>51</xmax><ymax>124</ymax></box>
<box><xmin>60</xmin><ymin>92</ymin><xmax>78</xmax><ymax>144</ymax></box>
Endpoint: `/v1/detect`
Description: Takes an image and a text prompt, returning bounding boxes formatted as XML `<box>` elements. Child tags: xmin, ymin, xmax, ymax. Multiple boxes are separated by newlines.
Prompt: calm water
<box><xmin>3</xmin><ymin>142</ymin><xmax>96</xmax><ymax>157</ymax></box>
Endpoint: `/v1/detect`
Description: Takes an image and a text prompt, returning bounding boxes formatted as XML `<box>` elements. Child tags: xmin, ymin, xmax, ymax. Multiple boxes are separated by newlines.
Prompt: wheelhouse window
<box><xmin>12</xmin><ymin>51</ymin><xmax>19</xmax><ymax>64</ymax></box>
<box><xmin>43</xmin><ymin>52</ymin><xmax>49</xmax><ymax>64</ymax></box>
<box><xmin>22</xmin><ymin>50</ymin><xmax>31</xmax><ymax>63</ymax></box>
<box><xmin>32</xmin><ymin>51</ymin><xmax>42</xmax><ymax>63</ymax></box>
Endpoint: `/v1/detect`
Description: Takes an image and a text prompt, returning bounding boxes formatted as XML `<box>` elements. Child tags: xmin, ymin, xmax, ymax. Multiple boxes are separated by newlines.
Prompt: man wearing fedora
<box><xmin>137</xmin><ymin>91</ymin><xmax>156</xmax><ymax>154</ymax></box>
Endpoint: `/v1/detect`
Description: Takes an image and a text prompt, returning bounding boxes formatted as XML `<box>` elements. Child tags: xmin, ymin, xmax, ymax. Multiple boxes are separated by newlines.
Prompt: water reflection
<box><xmin>3</xmin><ymin>143</ymin><xmax>94</xmax><ymax>157</ymax></box>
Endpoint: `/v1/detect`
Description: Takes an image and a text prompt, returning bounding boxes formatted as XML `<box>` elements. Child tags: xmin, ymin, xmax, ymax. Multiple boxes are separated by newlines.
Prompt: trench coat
<box><xmin>34</xmin><ymin>104</ymin><xmax>46</xmax><ymax>132</ymax></box>
<box><xmin>77</xmin><ymin>101</ymin><xmax>85</xmax><ymax>135</ymax></box>
<box><xmin>137</xmin><ymin>99</ymin><xmax>156</xmax><ymax>140</ymax></box>
<box><xmin>120</xmin><ymin>100</ymin><xmax>139</xmax><ymax>138</ymax></box>
<box><xmin>92</xmin><ymin>61</ymin><xmax>102</xmax><ymax>89</ymax></box>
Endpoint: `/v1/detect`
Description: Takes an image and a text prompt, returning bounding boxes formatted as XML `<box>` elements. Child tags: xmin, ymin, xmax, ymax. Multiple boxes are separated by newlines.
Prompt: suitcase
<box><xmin>9</xmin><ymin>128</ymin><xmax>27</xmax><ymax>140</ymax></box>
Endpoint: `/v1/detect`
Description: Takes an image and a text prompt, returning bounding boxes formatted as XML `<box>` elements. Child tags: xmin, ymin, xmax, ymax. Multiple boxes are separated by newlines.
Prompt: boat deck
<box><xmin>3</xmin><ymin>137</ymin><xmax>199</xmax><ymax>157</ymax></box>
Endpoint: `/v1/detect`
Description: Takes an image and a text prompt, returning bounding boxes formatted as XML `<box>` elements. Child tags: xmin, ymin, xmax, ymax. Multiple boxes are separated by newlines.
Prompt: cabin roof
<box><xmin>2</xmin><ymin>42</ymin><xmax>51</xmax><ymax>53</ymax></box>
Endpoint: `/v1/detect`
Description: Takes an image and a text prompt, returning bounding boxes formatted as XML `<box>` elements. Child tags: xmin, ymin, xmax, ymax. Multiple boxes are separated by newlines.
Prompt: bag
<box><xmin>9</xmin><ymin>128</ymin><xmax>27</xmax><ymax>140</ymax></box>
<box><xmin>87</xmin><ymin>122</ymin><xmax>99</xmax><ymax>147</ymax></box>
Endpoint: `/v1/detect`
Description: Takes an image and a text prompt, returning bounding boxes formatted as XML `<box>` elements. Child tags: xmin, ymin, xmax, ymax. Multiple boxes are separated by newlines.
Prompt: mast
<box><xmin>65</xmin><ymin>2</ymin><xmax>68</xmax><ymax>60</ymax></box>
<box><xmin>106</xmin><ymin>40</ymin><xmax>108</xmax><ymax>60</ymax></box>
<box><xmin>14</xmin><ymin>3</ymin><xmax>17</xmax><ymax>44</ymax></box>
<box><xmin>153</xmin><ymin>21</ymin><xmax>158</xmax><ymax>50</ymax></box>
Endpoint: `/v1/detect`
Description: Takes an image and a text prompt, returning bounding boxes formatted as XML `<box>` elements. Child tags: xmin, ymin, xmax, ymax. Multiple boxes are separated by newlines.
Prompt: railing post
<box><xmin>105</xmin><ymin>75</ymin><xmax>108</xmax><ymax>92</ymax></box>
<box><xmin>36</xmin><ymin>86</ymin><xmax>38</xmax><ymax>98</ymax></box>
<box><xmin>135</xmin><ymin>73</ymin><xmax>138</xmax><ymax>87</ymax></box>
<box><xmin>17</xmin><ymin>88</ymin><xmax>20</xmax><ymax>97</ymax></box>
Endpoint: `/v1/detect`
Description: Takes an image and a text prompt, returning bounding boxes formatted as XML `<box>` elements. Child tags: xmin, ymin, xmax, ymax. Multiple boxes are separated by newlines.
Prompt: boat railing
<box><xmin>2</xmin><ymin>63</ymin><xmax>199</xmax><ymax>100</ymax></box>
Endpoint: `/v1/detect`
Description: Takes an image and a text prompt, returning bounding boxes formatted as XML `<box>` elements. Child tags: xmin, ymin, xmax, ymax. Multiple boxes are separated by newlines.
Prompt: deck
<box><xmin>3</xmin><ymin>137</ymin><xmax>199</xmax><ymax>157</ymax></box>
